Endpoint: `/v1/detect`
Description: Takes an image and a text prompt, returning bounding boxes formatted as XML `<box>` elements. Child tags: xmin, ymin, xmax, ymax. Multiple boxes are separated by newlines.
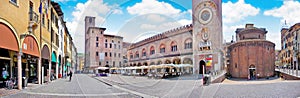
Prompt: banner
<box><xmin>206</xmin><ymin>55</ymin><xmax>212</xmax><ymax>66</ymax></box>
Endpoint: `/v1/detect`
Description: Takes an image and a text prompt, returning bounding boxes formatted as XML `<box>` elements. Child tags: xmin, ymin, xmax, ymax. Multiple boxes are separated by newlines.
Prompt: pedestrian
<box><xmin>2</xmin><ymin>68</ymin><xmax>9</xmax><ymax>88</ymax></box>
<box><xmin>69</xmin><ymin>70</ymin><xmax>73</xmax><ymax>81</ymax></box>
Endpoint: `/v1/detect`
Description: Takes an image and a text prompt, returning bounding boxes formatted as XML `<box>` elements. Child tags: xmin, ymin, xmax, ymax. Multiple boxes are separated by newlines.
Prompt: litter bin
<box><xmin>22</xmin><ymin>77</ymin><xmax>28</xmax><ymax>88</ymax></box>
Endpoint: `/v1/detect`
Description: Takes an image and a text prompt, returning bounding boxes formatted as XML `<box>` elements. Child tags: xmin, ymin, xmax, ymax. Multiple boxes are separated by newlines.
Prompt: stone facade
<box><xmin>228</xmin><ymin>24</ymin><xmax>275</xmax><ymax>78</ymax></box>
<box><xmin>126</xmin><ymin>0</ymin><xmax>225</xmax><ymax>75</ymax></box>
<box><xmin>127</xmin><ymin>25</ymin><xmax>193</xmax><ymax>66</ymax></box>
<box><xmin>84</xmin><ymin>16</ymin><xmax>123</xmax><ymax>68</ymax></box>
<box><xmin>192</xmin><ymin>0</ymin><xmax>223</xmax><ymax>74</ymax></box>
<box><xmin>280</xmin><ymin>23</ymin><xmax>300</xmax><ymax>71</ymax></box>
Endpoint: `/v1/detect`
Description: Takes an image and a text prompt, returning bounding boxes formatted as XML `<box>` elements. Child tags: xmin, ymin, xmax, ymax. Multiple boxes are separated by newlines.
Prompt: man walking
<box><xmin>69</xmin><ymin>70</ymin><xmax>73</xmax><ymax>81</ymax></box>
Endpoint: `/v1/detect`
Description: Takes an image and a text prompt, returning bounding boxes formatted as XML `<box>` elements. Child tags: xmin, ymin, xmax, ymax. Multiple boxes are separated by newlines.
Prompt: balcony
<box><xmin>28</xmin><ymin>11</ymin><xmax>39</xmax><ymax>32</ymax></box>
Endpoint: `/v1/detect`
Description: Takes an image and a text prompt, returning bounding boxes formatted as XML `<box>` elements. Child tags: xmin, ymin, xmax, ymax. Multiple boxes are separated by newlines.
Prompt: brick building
<box><xmin>228</xmin><ymin>24</ymin><xmax>275</xmax><ymax>79</ymax></box>
<box><xmin>127</xmin><ymin>0</ymin><xmax>224</xmax><ymax>75</ymax></box>
<box><xmin>84</xmin><ymin>16</ymin><xmax>123</xmax><ymax>70</ymax></box>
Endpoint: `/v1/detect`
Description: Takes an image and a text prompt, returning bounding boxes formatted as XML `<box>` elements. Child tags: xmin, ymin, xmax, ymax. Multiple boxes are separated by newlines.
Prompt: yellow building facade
<box><xmin>0</xmin><ymin>0</ymin><xmax>76</xmax><ymax>90</ymax></box>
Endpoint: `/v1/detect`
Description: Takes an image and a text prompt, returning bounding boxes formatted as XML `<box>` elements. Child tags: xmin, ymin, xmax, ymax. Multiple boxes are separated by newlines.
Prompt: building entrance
<box><xmin>199</xmin><ymin>60</ymin><xmax>206</xmax><ymax>74</ymax></box>
<box><xmin>249</xmin><ymin>65</ymin><xmax>256</xmax><ymax>80</ymax></box>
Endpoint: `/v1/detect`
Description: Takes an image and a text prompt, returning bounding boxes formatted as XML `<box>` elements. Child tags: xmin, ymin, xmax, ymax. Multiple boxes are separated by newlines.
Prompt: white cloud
<box><xmin>222</xmin><ymin>0</ymin><xmax>260</xmax><ymax>23</ymax></box>
<box><xmin>139</xmin><ymin>19</ymin><xmax>190</xmax><ymax>32</ymax></box>
<box><xmin>67</xmin><ymin>0</ymin><xmax>123</xmax><ymax>53</ymax></box>
<box><xmin>127</xmin><ymin>0</ymin><xmax>181</xmax><ymax>17</ymax></box>
<box><xmin>140</xmin><ymin>24</ymin><xmax>157</xmax><ymax>30</ymax></box>
<box><xmin>264</xmin><ymin>0</ymin><xmax>300</xmax><ymax>25</ymax></box>
<box><xmin>223</xmin><ymin>25</ymin><xmax>244</xmax><ymax>42</ymax></box>
<box><xmin>146</xmin><ymin>14</ymin><xmax>166</xmax><ymax>23</ymax></box>
<box><xmin>178</xmin><ymin>19</ymin><xmax>192</xmax><ymax>26</ymax></box>
<box><xmin>267</xmin><ymin>32</ymin><xmax>281</xmax><ymax>50</ymax></box>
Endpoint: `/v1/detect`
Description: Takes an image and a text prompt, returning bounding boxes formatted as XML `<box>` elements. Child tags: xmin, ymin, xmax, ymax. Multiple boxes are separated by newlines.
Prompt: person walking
<box><xmin>69</xmin><ymin>70</ymin><xmax>73</xmax><ymax>81</ymax></box>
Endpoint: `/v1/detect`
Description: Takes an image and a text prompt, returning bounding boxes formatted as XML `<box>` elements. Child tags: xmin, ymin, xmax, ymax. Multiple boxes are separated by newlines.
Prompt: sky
<box><xmin>53</xmin><ymin>0</ymin><xmax>300</xmax><ymax>53</ymax></box>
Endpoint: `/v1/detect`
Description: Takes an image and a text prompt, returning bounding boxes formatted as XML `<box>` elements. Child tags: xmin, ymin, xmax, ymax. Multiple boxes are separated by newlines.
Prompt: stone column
<box><xmin>48</xmin><ymin>61</ymin><xmax>51</xmax><ymax>82</ymax></box>
<box><xmin>17</xmin><ymin>52</ymin><xmax>22</xmax><ymax>90</ymax></box>
<box><xmin>38</xmin><ymin>57</ymin><xmax>41</xmax><ymax>84</ymax></box>
<box><xmin>10</xmin><ymin>56</ymin><xmax>13</xmax><ymax>79</ymax></box>
<box><xmin>56</xmin><ymin>63</ymin><xmax>58</xmax><ymax>79</ymax></box>
<box><xmin>41</xmin><ymin>66</ymin><xmax>44</xmax><ymax>84</ymax></box>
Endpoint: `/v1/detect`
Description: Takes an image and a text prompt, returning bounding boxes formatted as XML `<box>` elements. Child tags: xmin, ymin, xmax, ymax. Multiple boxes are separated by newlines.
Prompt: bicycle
<box><xmin>6</xmin><ymin>77</ymin><xmax>16</xmax><ymax>90</ymax></box>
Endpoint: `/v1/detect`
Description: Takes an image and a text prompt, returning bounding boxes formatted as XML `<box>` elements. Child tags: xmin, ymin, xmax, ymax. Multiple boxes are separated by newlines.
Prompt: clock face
<box><xmin>201</xmin><ymin>10</ymin><xmax>210</xmax><ymax>21</ymax></box>
<box><xmin>199</xmin><ymin>8</ymin><xmax>213</xmax><ymax>24</ymax></box>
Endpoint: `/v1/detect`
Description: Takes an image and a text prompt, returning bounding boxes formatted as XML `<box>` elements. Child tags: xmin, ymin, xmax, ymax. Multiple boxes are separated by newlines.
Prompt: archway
<box><xmin>183</xmin><ymin>58</ymin><xmax>193</xmax><ymax>65</ymax></box>
<box><xmin>150</xmin><ymin>62</ymin><xmax>155</xmax><ymax>65</ymax></box>
<box><xmin>137</xmin><ymin>63</ymin><xmax>142</xmax><ymax>66</ymax></box>
<box><xmin>143</xmin><ymin>62</ymin><xmax>148</xmax><ymax>66</ymax></box>
<box><xmin>165</xmin><ymin>59</ymin><xmax>171</xmax><ymax>64</ymax></box>
<box><xmin>173</xmin><ymin>58</ymin><xmax>181</xmax><ymax>64</ymax></box>
<box><xmin>249</xmin><ymin>65</ymin><xmax>256</xmax><ymax>80</ymax></box>
<box><xmin>51</xmin><ymin>51</ymin><xmax>57</xmax><ymax>81</ymax></box>
<box><xmin>199</xmin><ymin>60</ymin><xmax>206</xmax><ymax>74</ymax></box>
<box><xmin>41</xmin><ymin>45</ymin><xmax>50</xmax><ymax>83</ymax></box>
<box><xmin>157</xmin><ymin>60</ymin><xmax>162</xmax><ymax>65</ymax></box>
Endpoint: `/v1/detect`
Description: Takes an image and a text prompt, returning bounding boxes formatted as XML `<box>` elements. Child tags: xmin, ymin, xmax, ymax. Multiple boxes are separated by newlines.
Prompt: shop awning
<box><xmin>51</xmin><ymin>52</ymin><xmax>57</xmax><ymax>62</ymax></box>
<box><xmin>66</xmin><ymin>62</ymin><xmax>71</xmax><ymax>67</ymax></box>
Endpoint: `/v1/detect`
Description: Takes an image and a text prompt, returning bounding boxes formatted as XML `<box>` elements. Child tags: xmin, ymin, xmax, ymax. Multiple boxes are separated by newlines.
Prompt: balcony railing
<box><xmin>29</xmin><ymin>11</ymin><xmax>39</xmax><ymax>23</ymax></box>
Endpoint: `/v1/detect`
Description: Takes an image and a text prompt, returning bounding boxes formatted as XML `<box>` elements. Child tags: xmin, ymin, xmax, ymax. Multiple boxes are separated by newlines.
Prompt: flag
<box><xmin>44</xmin><ymin>0</ymin><xmax>49</xmax><ymax>18</ymax></box>
<box><xmin>39</xmin><ymin>2</ymin><xmax>42</xmax><ymax>14</ymax></box>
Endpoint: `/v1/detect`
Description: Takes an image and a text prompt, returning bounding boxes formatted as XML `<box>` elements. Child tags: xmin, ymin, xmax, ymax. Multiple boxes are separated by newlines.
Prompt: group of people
<box><xmin>2</xmin><ymin>68</ymin><xmax>15</xmax><ymax>89</ymax></box>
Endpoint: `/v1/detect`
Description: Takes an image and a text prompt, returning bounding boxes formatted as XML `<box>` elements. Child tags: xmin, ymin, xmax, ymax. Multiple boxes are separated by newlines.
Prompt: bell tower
<box><xmin>192</xmin><ymin>0</ymin><xmax>223</xmax><ymax>75</ymax></box>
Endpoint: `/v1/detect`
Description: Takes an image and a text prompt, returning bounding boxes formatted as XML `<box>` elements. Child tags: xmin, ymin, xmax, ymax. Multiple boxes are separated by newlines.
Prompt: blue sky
<box><xmin>53</xmin><ymin>0</ymin><xmax>300</xmax><ymax>53</ymax></box>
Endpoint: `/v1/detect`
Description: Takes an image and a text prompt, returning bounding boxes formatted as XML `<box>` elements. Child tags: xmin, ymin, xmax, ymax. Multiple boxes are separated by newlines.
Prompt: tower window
<box><xmin>89</xmin><ymin>18</ymin><xmax>92</xmax><ymax>23</ymax></box>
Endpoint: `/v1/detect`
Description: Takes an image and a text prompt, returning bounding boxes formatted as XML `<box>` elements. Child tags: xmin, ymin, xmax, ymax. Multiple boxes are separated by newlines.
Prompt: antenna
<box><xmin>282</xmin><ymin>20</ymin><xmax>288</xmax><ymax>28</ymax></box>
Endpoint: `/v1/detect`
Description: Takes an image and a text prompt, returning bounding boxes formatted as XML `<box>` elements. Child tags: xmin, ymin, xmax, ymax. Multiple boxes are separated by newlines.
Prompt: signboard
<box><xmin>99</xmin><ymin>53</ymin><xmax>105</xmax><ymax>61</ymax></box>
<box><xmin>206</xmin><ymin>55</ymin><xmax>212</xmax><ymax>66</ymax></box>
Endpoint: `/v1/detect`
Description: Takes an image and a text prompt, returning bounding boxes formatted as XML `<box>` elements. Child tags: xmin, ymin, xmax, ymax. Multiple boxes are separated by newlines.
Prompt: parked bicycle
<box><xmin>6</xmin><ymin>77</ymin><xmax>16</xmax><ymax>90</ymax></box>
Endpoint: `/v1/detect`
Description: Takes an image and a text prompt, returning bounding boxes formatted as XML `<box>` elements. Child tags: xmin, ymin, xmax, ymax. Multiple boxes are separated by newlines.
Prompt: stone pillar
<box><xmin>41</xmin><ymin>66</ymin><xmax>44</xmax><ymax>84</ymax></box>
<box><xmin>38</xmin><ymin>57</ymin><xmax>41</xmax><ymax>84</ymax></box>
<box><xmin>48</xmin><ymin>61</ymin><xmax>51</xmax><ymax>82</ymax></box>
<box><xmin>56</xmin><ymin>63</ymin><xmax>58</xmax><ymax>79</ymax></box>
<box><xmin>17</xmin><ymin>53</ymin><xmax>22</xmax><ymax>90</ymax></box>
<box><xmin>10</xmin><ymin>57</ymin><xmax>13</xmax><ymax>79</ymax></box>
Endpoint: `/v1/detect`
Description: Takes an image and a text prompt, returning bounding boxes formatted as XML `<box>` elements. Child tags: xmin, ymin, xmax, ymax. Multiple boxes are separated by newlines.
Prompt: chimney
<box><xmin>245</xmin><ymin>24</ymin><xmax>254</xmax><ymax>28</ymax></box>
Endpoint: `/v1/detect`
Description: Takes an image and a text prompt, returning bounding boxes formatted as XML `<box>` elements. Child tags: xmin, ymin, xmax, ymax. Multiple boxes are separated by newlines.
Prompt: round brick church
<box><xmin>228</xmin><ymin>24</ymin><xmax>275</xmax><ymax>79</ymax></box>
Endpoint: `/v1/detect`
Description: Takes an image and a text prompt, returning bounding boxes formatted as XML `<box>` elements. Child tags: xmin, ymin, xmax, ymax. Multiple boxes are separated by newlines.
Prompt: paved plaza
<box><xmin>1</xmin><ymin>74</ymin><xmax>300</xmax><ymax>98</ymax></box>
<box><xmin>94</xmin><ymin>74</ymin><xmax>300</xmax><ymax>98</ymax></box>
<box><xmin>3</xmin><ymin>74</ymin><xmax>138</xmax><ymax>98</ymax></box>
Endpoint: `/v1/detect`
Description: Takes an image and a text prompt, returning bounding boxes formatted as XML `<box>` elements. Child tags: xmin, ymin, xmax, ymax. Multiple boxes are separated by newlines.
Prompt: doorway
<box><xmin>199</xmin><ymin>60</ymin><xmax>206</xmax><ymax>74</ymax></box>
<box><xmin>249</xmin><ymin>65</ymin><xmax>256</xmax><ymax>80</ymax></box>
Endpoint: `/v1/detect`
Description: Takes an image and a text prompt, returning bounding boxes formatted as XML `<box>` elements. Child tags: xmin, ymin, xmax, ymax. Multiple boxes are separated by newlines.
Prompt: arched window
<box><xmin>150</xmin><ymin>46</ymin><xmax>155</xmax><ymax>55</ymax></box>
<box><xmin>142</xmin><ymin>48</ymin><xmax>146</xmax><ymax>57</ymax></box>
<box><xmin>171</xmin><ymin>41</ymin><xmax>177</xmax><ymax>52</ymax></box>
<box><xmin>135</xmin><ymin>51</ymin><xmax>139</xmax><ymax>58</ymax></box>
<box><xmin>184</xmin><ymin>38</ymin><xmax>192</xmax><ymax>49</ymax></box>
<box><xmin>160</xmin><ymin>44</ymin><xmax>165</xmax><ymax>53</ymax></box>
<box><xmin>129</xmin><ymin>52</ymin><xmax>133</xmax><ymax>59</ymax></box>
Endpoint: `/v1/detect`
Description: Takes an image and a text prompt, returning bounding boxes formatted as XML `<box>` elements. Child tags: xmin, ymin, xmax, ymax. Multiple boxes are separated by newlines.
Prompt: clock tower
<box><xmin>192</xmin><ymin>0</ymin><xmax>223</xmax><ymax>75</ymax></box>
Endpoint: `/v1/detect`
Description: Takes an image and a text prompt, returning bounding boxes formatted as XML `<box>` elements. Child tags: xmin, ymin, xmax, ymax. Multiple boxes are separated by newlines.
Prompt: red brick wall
<box><xmin>229</xmin><ymin>41</ymin><xmax>275</xmax><ymax>78</ymax></box>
